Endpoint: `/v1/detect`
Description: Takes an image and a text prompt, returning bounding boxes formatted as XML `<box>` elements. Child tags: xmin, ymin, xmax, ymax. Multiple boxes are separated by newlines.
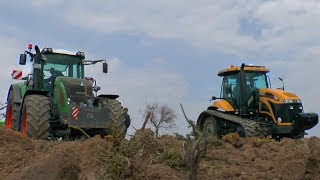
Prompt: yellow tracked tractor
<box><xmin>197</xmin><ymin>63</ymin><xmax>318</xmax><ymax>139</ymax></box>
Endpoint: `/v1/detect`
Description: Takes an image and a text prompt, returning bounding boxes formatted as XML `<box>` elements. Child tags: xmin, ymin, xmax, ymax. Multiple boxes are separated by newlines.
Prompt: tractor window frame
<box><xmin>221</xmin><ymin>74</ymin><xmax>240</xmax><ymax>100</ymax></box>
<box><xmin>42</xmin><ymin>54</ymin><xmax>84</xmax><ymax>79</ymax></box>
<box><xmin>245</xmin><ymin>72</ymin><xmax>269</xmax><ymax>90</ymax></box>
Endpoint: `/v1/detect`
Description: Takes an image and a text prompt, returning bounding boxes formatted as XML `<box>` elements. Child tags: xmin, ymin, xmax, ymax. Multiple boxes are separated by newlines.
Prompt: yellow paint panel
<box><xmin>259</xmin><ymin>111</ymin><xmax>292</xmax><ymax>126</ymax></box>
<box><xmin>218</xmin><ymin>65</ymin><xmax>269</xmax><ymax>76</ymax></box>
<box><xmin>259</xmin><ymin>88</ymin><xmax>300</xmax><ymax>101</ymax></box>
<box><xmin>212</xmin><ymin>100</ymin><xmax>234</xmax><ymax>111</ymax></box>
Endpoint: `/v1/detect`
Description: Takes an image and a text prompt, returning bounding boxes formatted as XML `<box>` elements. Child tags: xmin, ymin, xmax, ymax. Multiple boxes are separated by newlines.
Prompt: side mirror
<box><xmin>103</xmin><ymin>63</ymin><xmax>108</xmax><ymax>73</ymax></box>
<box><xmin>226</xmin><ymin>85</ymin><xmax>232</xmax><ymax>94</ymax></box>
<box><xmin>19</xmin><ymin>54</ymin><xmax>27</xmax><ymax>65</ymax></box>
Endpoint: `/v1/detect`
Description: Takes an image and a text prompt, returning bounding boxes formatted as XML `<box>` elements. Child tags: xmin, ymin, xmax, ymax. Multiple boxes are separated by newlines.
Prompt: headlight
<box><xmin>277</xmin><ymin>117</ymin><xmax>282</xmax><ymax>123</ymax></box>
<box><xmin>76</xmin><ymin>51</ymin><xmax>85</xmax><ymax>58</ymax></box>
<box><xmin>283</xmin><ymin>99</ymin><xmax>302</xmax><ymax>103</ymax></box>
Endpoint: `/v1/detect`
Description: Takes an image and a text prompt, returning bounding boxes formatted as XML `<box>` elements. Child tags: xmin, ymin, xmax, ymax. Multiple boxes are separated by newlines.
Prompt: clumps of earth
<box><xmin>0</xmin><ymin>127</ymin><xmax>319</xmax><ymax>180</ymax></box>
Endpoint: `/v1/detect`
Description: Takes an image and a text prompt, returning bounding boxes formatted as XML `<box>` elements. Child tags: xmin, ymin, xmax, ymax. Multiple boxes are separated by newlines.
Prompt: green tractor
<box><xmin>5</xmin><ymin>44</ymin><xmax>128</xmax><ymax>139</ymax></box>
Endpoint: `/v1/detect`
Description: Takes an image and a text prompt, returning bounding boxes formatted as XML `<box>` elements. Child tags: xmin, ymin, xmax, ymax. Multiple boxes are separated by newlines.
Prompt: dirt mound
<box><xmin>198</xmin><ymin>135</ymin><xmax>320</xmax><ymax>180</ymax></box>
<box><xmin>1</xmin><ymin>127</ymin><xmax>320</xmax><ymax>179</ymax></box>
<box><xmin>6</xmin><ymin>153</ymin><xmax>81</xmax><ymax>180</ymax></box>
<box><xmin>0</xmin><ymin>127</ymin><xmax>113</xmax><ymax>179</ymax></box>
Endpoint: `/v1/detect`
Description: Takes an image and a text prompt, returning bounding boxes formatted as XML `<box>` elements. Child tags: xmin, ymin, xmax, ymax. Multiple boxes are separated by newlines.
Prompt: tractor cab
<box><xmin>19</xmin><ymin>45</ymin><xmax>107</xmax><ymax>96</ymax></box>
<box><xmin>217</xmin><ymin>64</ymin><xmax>270</xmax><ymax>115</ymax></box>
<box><xmin>40</xmin><ymin>49</ymin><xmax>85</xmax><ymax>94</ymax></box>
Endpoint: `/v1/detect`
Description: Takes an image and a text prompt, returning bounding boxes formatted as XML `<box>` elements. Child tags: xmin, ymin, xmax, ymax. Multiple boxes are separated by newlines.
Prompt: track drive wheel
<box><xmin>21</xmin><ymin>95</ymin><xmax>51</xmax><ymax>139</ymax></box>
<box><xmin>5</xmin><ymin>90</ymin><xmax>20</xmax><ymax>130</ymax></box>
<box><xmin>103</xmin><ymin>99</ymin><xmax>127</xmax><ymax>139</ymax></box>
<box><xmin>203</xmin><ymin>116</ymin><xmax>219</xmax><ymax>138</ymax></box>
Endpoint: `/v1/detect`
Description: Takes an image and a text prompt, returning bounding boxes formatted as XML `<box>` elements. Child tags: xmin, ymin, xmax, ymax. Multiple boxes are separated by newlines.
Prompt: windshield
<box><xmin>221</xmin><ymin>74</ymin><xmax>239</xmax><ymax>100</ymax></box>
<box><xmin>43</xmin><ymin>54</ymin><xmax>83</xmax><ymax>79</ymax></box>
<box><xmin>246</xmin><ymin>72</ymin><xmax>268</xmax><ymax>89</ymax></box>
<box><xmin>221</xmin><ymin>72</ymin><xmax>268</xmax><ymax>108</ymax></box>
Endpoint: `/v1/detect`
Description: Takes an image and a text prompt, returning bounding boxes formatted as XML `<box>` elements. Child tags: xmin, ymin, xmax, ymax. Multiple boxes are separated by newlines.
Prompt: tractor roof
<box><xmin>40</xmin><ymin>47</ymin><xmax>85</xmax><ymax>59</ymax></box>
<box><xmin>50</xmin><ymin>49</ymin><xmax>77</xmax><ymax>56</ymax></box>
<box><xmin>41</xmin><ymin>48</ymin><xmax>78</xmax><ymax>55</ymax></box>
<box><xmin>218</xmin><ymin>64</ymin><xmax>269</xmax><ymax>76</ymax></box>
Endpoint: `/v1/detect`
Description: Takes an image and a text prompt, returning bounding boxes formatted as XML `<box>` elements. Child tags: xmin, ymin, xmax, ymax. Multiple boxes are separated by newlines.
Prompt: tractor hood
<box><xmin>259</xmin><ymin>88</ymin><xmax>301</xmax><ymax>103</ymax></box>
<box><xmin>58</xmin><ymin>77</ymin><xmax>93</xmax><ymax>97</ymax></box>
<box><xmin>53</xmin><ymin>77</ymin><xmax>95</xmax><ymax>114</ymax></box>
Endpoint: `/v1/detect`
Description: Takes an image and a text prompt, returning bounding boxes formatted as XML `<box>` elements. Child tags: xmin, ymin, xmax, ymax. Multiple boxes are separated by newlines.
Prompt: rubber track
<box><xmin>203</xmin><ymin>110</ymin><xmax>267</xmax><ymax>137</ymax></box>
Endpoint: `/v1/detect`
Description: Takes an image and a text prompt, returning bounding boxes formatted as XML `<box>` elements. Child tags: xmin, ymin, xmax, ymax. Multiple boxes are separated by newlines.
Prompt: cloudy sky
<box><xmin>0</xmin><ymin>0</ymin><xmax>319</xmax><ymax>136</ymax></box>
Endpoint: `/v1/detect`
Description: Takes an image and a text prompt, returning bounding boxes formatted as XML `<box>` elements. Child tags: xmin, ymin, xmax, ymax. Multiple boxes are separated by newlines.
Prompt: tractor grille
<box><xmin>60</xmin><ymin>78</ymin><xmax>93</xmax><ymax>104</ymax></box>
<box><xmin>271</xmin><ymin>103</ymin><xmax>303</xmax><ymax>123</ymax></box>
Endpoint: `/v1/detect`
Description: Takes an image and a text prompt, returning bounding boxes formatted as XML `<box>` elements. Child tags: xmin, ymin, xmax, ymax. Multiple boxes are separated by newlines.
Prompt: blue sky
<box><xmin>1</xmin><ymin>0</ymin><xmax>320</xmax><ymax>136</ymax></box>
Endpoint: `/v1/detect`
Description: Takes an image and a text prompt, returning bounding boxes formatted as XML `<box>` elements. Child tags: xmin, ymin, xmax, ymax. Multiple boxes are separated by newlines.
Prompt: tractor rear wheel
<box><xmin>203</xmin><ymin>116</ymin><xmax>219</xmax><ymax>138</ymax></box>
<box><xmin>103</xmin><ymin>99</ymin><xmax>127</xmax><ymax>139</ymax></box>
<box><xmin>5</xmin><ymin>90</ymin><xmax>20</xmax><ymax>130</ymax></box>
<box><xmin>21</xmin><ymin>95</ymin><xmax>51</xmax><ymax>139</ymax></box>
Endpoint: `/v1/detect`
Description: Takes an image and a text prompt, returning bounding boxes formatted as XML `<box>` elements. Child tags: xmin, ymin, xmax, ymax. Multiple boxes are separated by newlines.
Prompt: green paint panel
<box><xmin>19</xmin><ymin>83</ymin><xmax>27</xmax><ymax>97</ymax></box>
<box><xmin>53</xmin><ymin>77</ymin><xmax>69</xmax><ymax>114</ymax></box>
<box><xmin>0</xmin><ymin>119</ymin><xmax>4</xmax><ymax>126</ymax></box>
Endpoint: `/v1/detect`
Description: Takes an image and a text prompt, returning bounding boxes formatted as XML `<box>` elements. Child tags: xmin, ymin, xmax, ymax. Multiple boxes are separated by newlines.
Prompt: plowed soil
<box><xmin>0</xmin><ymin>127</ymin><xmax>319</xmax><ymax>180</ymax></box>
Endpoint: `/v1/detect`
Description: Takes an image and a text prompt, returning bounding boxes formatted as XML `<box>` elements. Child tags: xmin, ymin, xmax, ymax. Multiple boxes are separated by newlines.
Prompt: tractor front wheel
<box><xmin>21</xmin><ymin>95</ymin><xmax>51</xmax><ymax>139</ymax></box>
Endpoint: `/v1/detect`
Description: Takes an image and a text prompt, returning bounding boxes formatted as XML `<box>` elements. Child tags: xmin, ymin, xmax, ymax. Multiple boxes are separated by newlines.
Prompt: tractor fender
<box><xmin>98</xmin><ymin>94</ymin><xmax>119</xmax><ymax>99</ymax></box>
<box><xmin>197</xmin><ymin>106</ymin><xmax>218</xmax><ymax>128</ymax></box>
<box><xmin>7</xmin><ymin>85</ymin><xmax>23</xmax><ymax>103</ymax></box>
<box><xmin>22</xmin><ymin>90</ymin><xmax>49</xmax><ymax>103</ymax></box>
<box><xmin>24</xmin><ymin>90</ymin><xmax>48</xmax><ymax>97</ymax></box>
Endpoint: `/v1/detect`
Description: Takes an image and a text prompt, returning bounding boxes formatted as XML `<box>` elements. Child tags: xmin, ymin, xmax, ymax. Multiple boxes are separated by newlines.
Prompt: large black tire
<box><xmin>5</xmin><ymin>90</ymin><xmax>21</xmax><ymax>130</ymax></box>
<box><xmin>103</xmin><ymin>99</ymin><xmax>127</xmax><ymax>139</ymax></box>
<box><xmin>21</xmin><ymin>95</ymin><xmax>51</xmax><ymax>139</ymax></box>
<box><xmin>203</xmin><ymin>116</ymin><xmax>219</xmax><ymax>138</ymax></box>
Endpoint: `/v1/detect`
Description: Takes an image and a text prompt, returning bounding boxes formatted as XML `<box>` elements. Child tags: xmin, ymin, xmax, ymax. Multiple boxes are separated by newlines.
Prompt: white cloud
<box><xmin>56</xmin><ymin>0</ymin><xmax>318</xmax><ymax>57</ymax></box>
<box><xmin>1</xmin><ymin>0</ymin><xmax>320</xmax><ymax>136</ymax></box>
<box><xmin>29</xmin><ymin>0</ymin><xmax>64</xmax><ymax>7</ymax></box>
<box><xmin>152</xmin><ymin>57</ymin><xmax>168</xmax><ymax>65</ymax></box>
<box><xmin>85</xmin><ymin>58</ymin><xmax>190</xmax><ymax>135</ymax></box>
<box><xmin>4</xmin><ymin>0</ymin><xmax>319</xmax><ymax>57</ymax></box>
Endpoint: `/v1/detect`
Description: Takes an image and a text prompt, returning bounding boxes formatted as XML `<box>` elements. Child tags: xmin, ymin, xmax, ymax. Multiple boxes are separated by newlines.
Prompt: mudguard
<box><xmin>98</xmin><ymin>94</ymin><xmax>119</xmax><ymax>99</ymax></box>
<box><xmin>8</xmin><ymin>84</ymin><xmax>23</xmax><ymax>103</ymax></box>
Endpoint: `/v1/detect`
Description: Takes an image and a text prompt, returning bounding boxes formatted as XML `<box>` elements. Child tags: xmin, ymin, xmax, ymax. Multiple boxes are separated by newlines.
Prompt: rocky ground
<box><xmin>0</xmin><ymin>127</ymin><xmax>319</xmax><ymax>180</ymax></box>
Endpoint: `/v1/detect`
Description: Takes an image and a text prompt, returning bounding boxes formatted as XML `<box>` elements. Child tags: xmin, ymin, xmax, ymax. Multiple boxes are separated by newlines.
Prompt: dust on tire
<box><xmin>103</xmin><ymin>99</ymin><xmax>127</xmax><ymax>139</ymax></box>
